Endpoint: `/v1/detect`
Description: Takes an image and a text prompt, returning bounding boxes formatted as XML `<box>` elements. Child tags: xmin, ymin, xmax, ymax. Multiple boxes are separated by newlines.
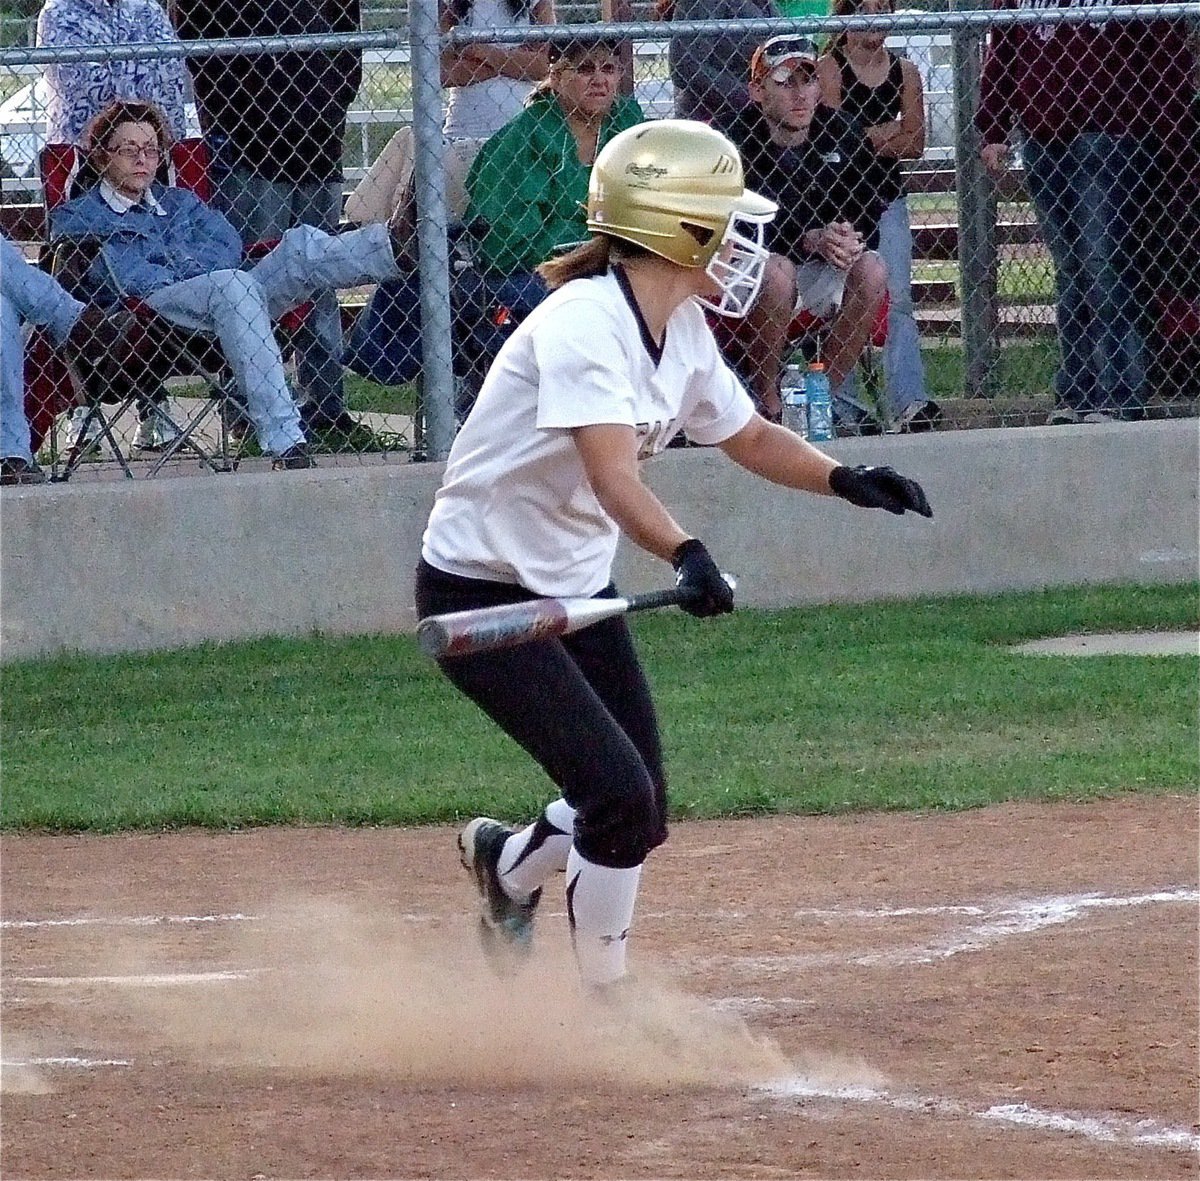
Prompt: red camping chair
<box><xmin>785</xmin><ymin>292</ymin><xmax>891</xmax><ymax>428</ymax></box>
<box><xmin>23</xmin><ymin>139</ymin><xmax>207</xmax><ymax>459</ymax></box>
<box><xmin>24</xmin><ymin>140</ymin><xmax>312</xmax><ymax>479</ymax></box>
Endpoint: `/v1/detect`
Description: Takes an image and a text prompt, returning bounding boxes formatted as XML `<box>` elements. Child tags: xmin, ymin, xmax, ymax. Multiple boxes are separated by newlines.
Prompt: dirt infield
<box><xmin>2</xmin><ymin>794</ymin><xmax>1197</xmax><ymax>1180</ymax></box>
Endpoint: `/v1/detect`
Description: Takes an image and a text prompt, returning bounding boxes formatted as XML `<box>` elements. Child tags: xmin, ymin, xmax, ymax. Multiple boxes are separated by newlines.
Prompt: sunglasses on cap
<box><xmin>749</xmin><ymin>35</ymin><xmax>819</xmax><ymax>82</ymax></box>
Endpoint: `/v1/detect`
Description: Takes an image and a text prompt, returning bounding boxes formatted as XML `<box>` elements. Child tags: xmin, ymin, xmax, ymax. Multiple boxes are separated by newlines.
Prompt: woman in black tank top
<box><xmin>817</xmin><ymin>0</ymin><xmax>940</xmax><ymax>432</ymax></box>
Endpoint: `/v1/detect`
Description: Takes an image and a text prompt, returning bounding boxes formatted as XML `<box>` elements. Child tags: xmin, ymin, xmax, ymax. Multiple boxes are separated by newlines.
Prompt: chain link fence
<box><xmin>1</xmin><ymin>2</ymin><xmax>1197</xmax><ymax>480</ymax></box>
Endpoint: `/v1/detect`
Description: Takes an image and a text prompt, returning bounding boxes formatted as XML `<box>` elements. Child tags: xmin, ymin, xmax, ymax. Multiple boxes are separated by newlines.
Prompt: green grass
<box><xmin>2</xmin><ymin>584</ymin><xmax>1196</xmax><ymax>833</ymax></box>
<box><xmin>344</xmin><ymin>371</ymin><xmax>418</xmax><ymax>417</ymax></box>
<box><xmin>922</xmin><ymin>340</ymin><xmax>1057</xmax><ymax>403</ymax></box>
<box><xmin>917</xmin><ymin>257</ymin><xmax>1058</xmax><ymax>304</ymax></box>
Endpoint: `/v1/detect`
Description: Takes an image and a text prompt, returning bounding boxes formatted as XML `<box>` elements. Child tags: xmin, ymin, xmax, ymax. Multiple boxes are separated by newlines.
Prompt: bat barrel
<box><xmin>417</xmin><ymin>581</ymin><xmax>725</xmax><ymax>660</ymax></box>
<box><xmin>417</xmin><ymin>598</ymin><xmax>575</xmax><ymax>659</ymax></box>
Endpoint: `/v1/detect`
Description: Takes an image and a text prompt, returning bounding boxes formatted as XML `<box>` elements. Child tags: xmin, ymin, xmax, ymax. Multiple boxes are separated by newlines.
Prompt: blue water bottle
<box><xmin>780</xmin><ymin>362</ymin><xmax>808</xmax><ymax>436</ymax></box>
<box><xmin>806</xmin><ymin>361</ymin><xmax>834</xmax><ymax>441</ymax></box>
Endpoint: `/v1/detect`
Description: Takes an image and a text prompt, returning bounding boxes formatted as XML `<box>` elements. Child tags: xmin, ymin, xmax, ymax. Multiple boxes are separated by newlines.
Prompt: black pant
<box><xmin>415</xmin><ymin>560</ymin><xmax>668</xmax><ymax>868</ymax></box>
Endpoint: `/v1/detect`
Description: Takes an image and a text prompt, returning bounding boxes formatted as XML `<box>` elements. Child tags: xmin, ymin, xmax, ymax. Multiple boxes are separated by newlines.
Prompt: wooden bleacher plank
<box><xmin>913</xmin><ymin>218</ymin><xmax>1038</xmax><ymax>261</ymax></box>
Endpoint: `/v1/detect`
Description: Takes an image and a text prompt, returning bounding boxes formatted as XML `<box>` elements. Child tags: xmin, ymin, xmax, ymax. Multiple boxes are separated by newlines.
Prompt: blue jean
<box><xmin>1</xmin><ymin>236</ymin><xmax>84</xmax><ymax>461</ymax></box>
<box><xmin>1023</xmin><ymin>133</ymin><xmax>1152</xmax><ymax>416</ymax></box>
<box><xmin>834</xmin><ymin>200</ymin><xmax>927</xmax><ymax>422</ymax></box>
<box><xmin>144</xmin><ymin>223</ymin><xmax>399</xmax><ymax>454</ymax></box>
<box><xmin>876</xmin><ymin>197</ymin><xmax>927</xmax><ymax>415</ymax></box>
<box><xmin>214</xmin><ymin>167</ymin><xmax>348</xmax><ymax>421</ymax></box>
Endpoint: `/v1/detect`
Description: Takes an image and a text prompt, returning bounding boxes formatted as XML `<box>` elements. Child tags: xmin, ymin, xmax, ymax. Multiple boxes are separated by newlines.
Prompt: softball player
<box><xmin>416</xmin><ymin>119</ymin><xmax>932</xmax><ymax>990</ymax></box>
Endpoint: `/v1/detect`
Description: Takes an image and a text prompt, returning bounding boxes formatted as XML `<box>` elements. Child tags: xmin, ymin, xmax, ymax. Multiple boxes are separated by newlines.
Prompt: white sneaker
<box><xmin>1046</xmin><ymin>406</ymin><xmax>1081</xmax><ymax>425</ymax></box>
<box><xmin>133</xmin><ymin>410</ymin><xmax>182</xmax><ymax>451</ymax></box>
<box><xmin>65</xmin><ymin>406</ymin><xmax>101</xmax><ymax>449</ymax></box>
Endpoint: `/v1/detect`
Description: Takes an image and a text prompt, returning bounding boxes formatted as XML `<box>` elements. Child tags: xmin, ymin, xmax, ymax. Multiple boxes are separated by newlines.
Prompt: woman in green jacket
<box><xmin>465</xmin><ymin>37</ymin><xmax>644</xmax><ymax>320</ymax></box>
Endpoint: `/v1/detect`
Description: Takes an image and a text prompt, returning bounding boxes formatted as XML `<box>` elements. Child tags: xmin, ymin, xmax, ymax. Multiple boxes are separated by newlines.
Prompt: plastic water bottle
<box><xmin>780</xmin><ymin>362</ymin><xmax>808</xmax><ymax>436</ymax></box>
<box><xmin>806</xmin><ymin>362</ymin><xmax>835</xmax><ymax>441</ymax></box>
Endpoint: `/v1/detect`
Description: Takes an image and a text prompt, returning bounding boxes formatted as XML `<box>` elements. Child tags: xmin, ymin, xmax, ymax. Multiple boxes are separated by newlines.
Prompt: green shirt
<box><xmin>465</xmin><ymin>90</ymin><xmax>645</xmax><ymax>275</ymax></box>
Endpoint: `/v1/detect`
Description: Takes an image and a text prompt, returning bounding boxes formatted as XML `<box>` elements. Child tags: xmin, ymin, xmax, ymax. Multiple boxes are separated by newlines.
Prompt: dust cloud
<box><xmin>0</xmin><ymin>1034</ymin><xmax>55</xmax><ymax>1095</ymax></box>
<box><xmin>105</xmin><ymin>899</ymin><xmax>795</xmax><ymax>1089</ymax></box>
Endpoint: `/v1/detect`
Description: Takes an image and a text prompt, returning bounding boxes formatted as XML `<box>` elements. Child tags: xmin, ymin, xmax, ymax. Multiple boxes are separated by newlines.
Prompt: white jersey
<box><xmin>422</xmin><ymin>268</ymin><xmax>756</xmax><ymax>598</ymax></box>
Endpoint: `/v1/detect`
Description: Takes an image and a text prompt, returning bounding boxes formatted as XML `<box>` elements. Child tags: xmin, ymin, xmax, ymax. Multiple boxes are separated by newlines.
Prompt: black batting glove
<box><xmin>672</xmin><ymin>539</ymin><xmax>735</xmax><ymax>618</ymax></box>
<box><xmin>829</xmin><ymin>465</ymin><xmax>933</xmax><ymax>519</ymax></box>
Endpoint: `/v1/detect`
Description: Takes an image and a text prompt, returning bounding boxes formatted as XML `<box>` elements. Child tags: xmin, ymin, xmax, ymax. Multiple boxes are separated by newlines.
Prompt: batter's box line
<box><xmin>1</xmin><ymin>1056</ymin><xmax>132</xmax><ymax>1069</ymax></box>
<box><xmin>686</xmin><ymin>886</ymin><xmax>1199</xmax><ymax>973</ymax></box>
<box><xmin>0</xmin><ymin>912</ymin><xmax>260</xmax><ymax>930</ymax></box>
<box><xmin>755</xmin><ymin>1078</ymin><xmax>1200</xmax><ymax>1153</ymax></box>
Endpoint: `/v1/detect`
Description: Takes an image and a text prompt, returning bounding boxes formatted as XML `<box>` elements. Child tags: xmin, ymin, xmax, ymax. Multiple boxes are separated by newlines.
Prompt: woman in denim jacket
<box><xmin>52</xmin><ymin>102</ymin><xmax>409</xmax><ymax>469</ymax></box>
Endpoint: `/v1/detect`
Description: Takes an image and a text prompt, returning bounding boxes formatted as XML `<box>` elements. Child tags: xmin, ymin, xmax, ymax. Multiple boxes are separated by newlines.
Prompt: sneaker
<box><xmin>0</xmin><ymin>456</ymin><xmax>47</xmax><ymax>485</ymax></box>
<box><xmin>65</xmin><ymin>406</ymin><xmax>101</xmax><ymax>450</ymax></box>
<box><xmin>221</xmin><ymin>404</ymin><xmax>251</xmax><ymax>445</ymax></box>
<box><xmin>894</xmin><ymin>399</ymin><xmax>943</xmax><ymax>433</ymax></box>
<box><xmin>303</xmin><ymin>410</ymin><xmax>387</xmax><ymax>455</ymax></box>
<box><xmin>832</xmin><ymin>409</ymin><xmax>882</xmax><ymax>437</ymax></box>
<box><xmin>133</xmin><ymin>409</ymin><xmax>182</xmax><ymax>451</ymax></box>
<box><xmin>271</xmin><ymin>442</ymin><xmax>317</xmax><ymax>470</ymax></box>
<box><xmin>458</xmin><ymin>817</ymin><xmax>541</xmax><ymax>956</ymax></box>
<box><xmin>1046</xmin><ymin>406</ymin><xmax>1081</xmax><ymax>425</ymax></box>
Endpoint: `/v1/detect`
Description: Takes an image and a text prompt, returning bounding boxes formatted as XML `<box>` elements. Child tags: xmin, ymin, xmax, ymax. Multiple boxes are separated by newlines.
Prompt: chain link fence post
<box><xmin>951</xmin><ymin>14</ymin><xmax>997</xmax><ymax>400</ymax></box>
<box><xmin>409</xmin><ymin>0</ymin><xmax>456</xmax><ymax>460</ymax></box>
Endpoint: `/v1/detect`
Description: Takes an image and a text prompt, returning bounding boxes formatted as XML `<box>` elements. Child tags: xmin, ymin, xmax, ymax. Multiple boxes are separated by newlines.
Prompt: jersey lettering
<box><xmin>635</xmin><ymin>419</ymin><xmax>678</xmax><ymax>459</ymax></box>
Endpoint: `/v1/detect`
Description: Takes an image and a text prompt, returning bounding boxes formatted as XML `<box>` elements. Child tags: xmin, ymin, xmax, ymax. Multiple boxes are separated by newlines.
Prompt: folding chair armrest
<box><xmin>45</xmin><ymin>234</ymin><xmax>105</xmax><ymax>294</ymax></box>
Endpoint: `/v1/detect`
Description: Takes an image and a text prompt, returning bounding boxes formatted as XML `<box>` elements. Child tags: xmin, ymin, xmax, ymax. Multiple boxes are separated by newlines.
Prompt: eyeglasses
<box><xmin>563</xmin><ymin>60</ymin><xmax>619</xmax><ymax>77</ymax></box>
<box><xmin>759</xmin><ymin>35</ymin><xmax>818</xmax><ymax>65</ymax></box>
<box><xmin>767</xmin><ymin>64</ymin><xmax>818</xmax><ymax>87</ymax></box>
<box><xmin>111</xmin><ymin>144</ymin><xmax>161</xmax><ymax>161</ymax></box>
<box><xmin>752</xmin><ymin>35</ymin><xmax>818</xmax><ymax>81</ymax></box>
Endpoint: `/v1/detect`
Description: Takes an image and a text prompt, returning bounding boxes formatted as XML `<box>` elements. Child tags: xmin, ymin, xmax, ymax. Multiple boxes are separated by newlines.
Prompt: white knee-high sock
<box><xmin>565</xmin><ymin>847</ymin><xmax>642</xmax><ymax>986</ymax></box>
<box><xmin>498</xmin><ymin>799</ymin><xmax>575</xmax><ymax>900</ymax></box>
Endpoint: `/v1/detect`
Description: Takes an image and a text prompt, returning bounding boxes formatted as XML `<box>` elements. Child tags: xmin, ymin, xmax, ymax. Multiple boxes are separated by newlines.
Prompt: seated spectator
<box><xmin>819</xmin><ymin>0</ymin><xmax>940</xmax><ymax>432</ymax></box>
<box><xmin>664</xmin><ymin>0</ymin><xmax>777</xmax><ymax>135</ymax></box>
<box><xmin>1</xmin><ymin>235</ymin><xmax>132</xmax><ymax>485</ymax></box>
<box><xmin>37</xmin><ymin>0</ymin><xmax>192</xmax><ymax>451</ymax></box>
<box><xmin>50</xmin><ymin>102</ymin><xmax>410</xmax><ymax>471</ymax></box>
<box><xmin>464</xmin><ymin>37</ymin><xmax>644</xmax><ymax>320</ymax></box>
<box><xmin>723</xmin><ymin>36</ymin><xmax>888</xmax><ymax>426</ymax></box>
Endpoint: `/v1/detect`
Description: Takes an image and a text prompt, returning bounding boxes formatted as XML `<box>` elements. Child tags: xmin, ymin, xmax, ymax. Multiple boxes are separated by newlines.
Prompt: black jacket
<box><xmin>177</xmin><ymin>0</ymin><xmax>362</xmax><ymax>185</ymax></box>
<box><xmin>727</xmin><ymin>103</ymin><xmax>886</xmax><ymax>259</ymax></box>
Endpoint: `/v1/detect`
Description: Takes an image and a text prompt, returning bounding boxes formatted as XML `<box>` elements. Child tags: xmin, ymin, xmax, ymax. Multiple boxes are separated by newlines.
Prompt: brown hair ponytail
<box><xmin>537</xmin><ymin>237</ymin><xmax>614</xmax><ymax>288</ymax></box>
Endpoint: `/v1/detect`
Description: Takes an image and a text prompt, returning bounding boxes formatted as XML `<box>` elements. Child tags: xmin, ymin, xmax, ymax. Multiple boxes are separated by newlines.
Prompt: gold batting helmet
<box><xmin>586</xmin><ymin>120</ymin><xmax>776</xmax><ymax>268</ymax></box>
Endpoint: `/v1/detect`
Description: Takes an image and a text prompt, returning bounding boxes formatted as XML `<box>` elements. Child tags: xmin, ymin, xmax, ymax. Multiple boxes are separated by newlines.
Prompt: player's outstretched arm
<box><xmin>719</xmin><ymin>415</ymin><xmax>933</xmax><ymax>518</ymax></box>
<box><xmin>718</xmin><ymin>413</ymin><xmax>840</xmax><ymax>493</ymax></box>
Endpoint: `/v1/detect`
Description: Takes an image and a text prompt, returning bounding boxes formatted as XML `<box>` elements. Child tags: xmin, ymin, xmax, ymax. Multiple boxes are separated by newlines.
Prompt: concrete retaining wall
<box><xmin>1</xmin><ymin>420</ymin><xmax>1196</xmax><ymax>661</ymax></box>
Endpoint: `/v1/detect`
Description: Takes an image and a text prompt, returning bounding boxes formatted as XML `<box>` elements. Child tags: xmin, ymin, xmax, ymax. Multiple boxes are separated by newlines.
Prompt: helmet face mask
<box><xmin>698</xmin><ymin>209</ymin><xmax>773</xmax><ymax>318</ymax></box>
<box><xmin>587</xmin><ymin>120</ymin><xmax>777</xmax><ymax>318</ymax></box>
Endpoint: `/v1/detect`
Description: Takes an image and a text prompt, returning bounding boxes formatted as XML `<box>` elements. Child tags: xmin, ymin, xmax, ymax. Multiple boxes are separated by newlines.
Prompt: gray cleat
<box><xmin>458</xmin><ymin>817</ymin><xmax>541</xmax><ymax>959</ymax></box>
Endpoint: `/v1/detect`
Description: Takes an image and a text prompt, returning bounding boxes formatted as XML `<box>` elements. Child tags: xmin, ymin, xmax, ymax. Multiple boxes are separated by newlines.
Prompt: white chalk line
<box><xmin>692</xmin><ymin>886</ymin><xmax>1199</xmax><ymax>974</ymax></box>
<box><xmin>12</xmin><ymin>970</ymin><xmax>261</xmax><ymax>987</ymax></box>
<box><xmin>0</xmin><ymin>912</ymin><xmax>259</xmax><ymax>930</ymax></box>
<box><xmin>756</xmin><ymin>1077</ymin><xmax>1200</xmax><ymax>1153</ymax></box>
<box><xmin>1</xmin><ymin>1056</ymin><xmax>131</xmax><ymax>1069</ymax></box>
<box><xmin>7</xmin><ymin>886</ymin><xmax>1195</xmax><ymax>939</ymax></box>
